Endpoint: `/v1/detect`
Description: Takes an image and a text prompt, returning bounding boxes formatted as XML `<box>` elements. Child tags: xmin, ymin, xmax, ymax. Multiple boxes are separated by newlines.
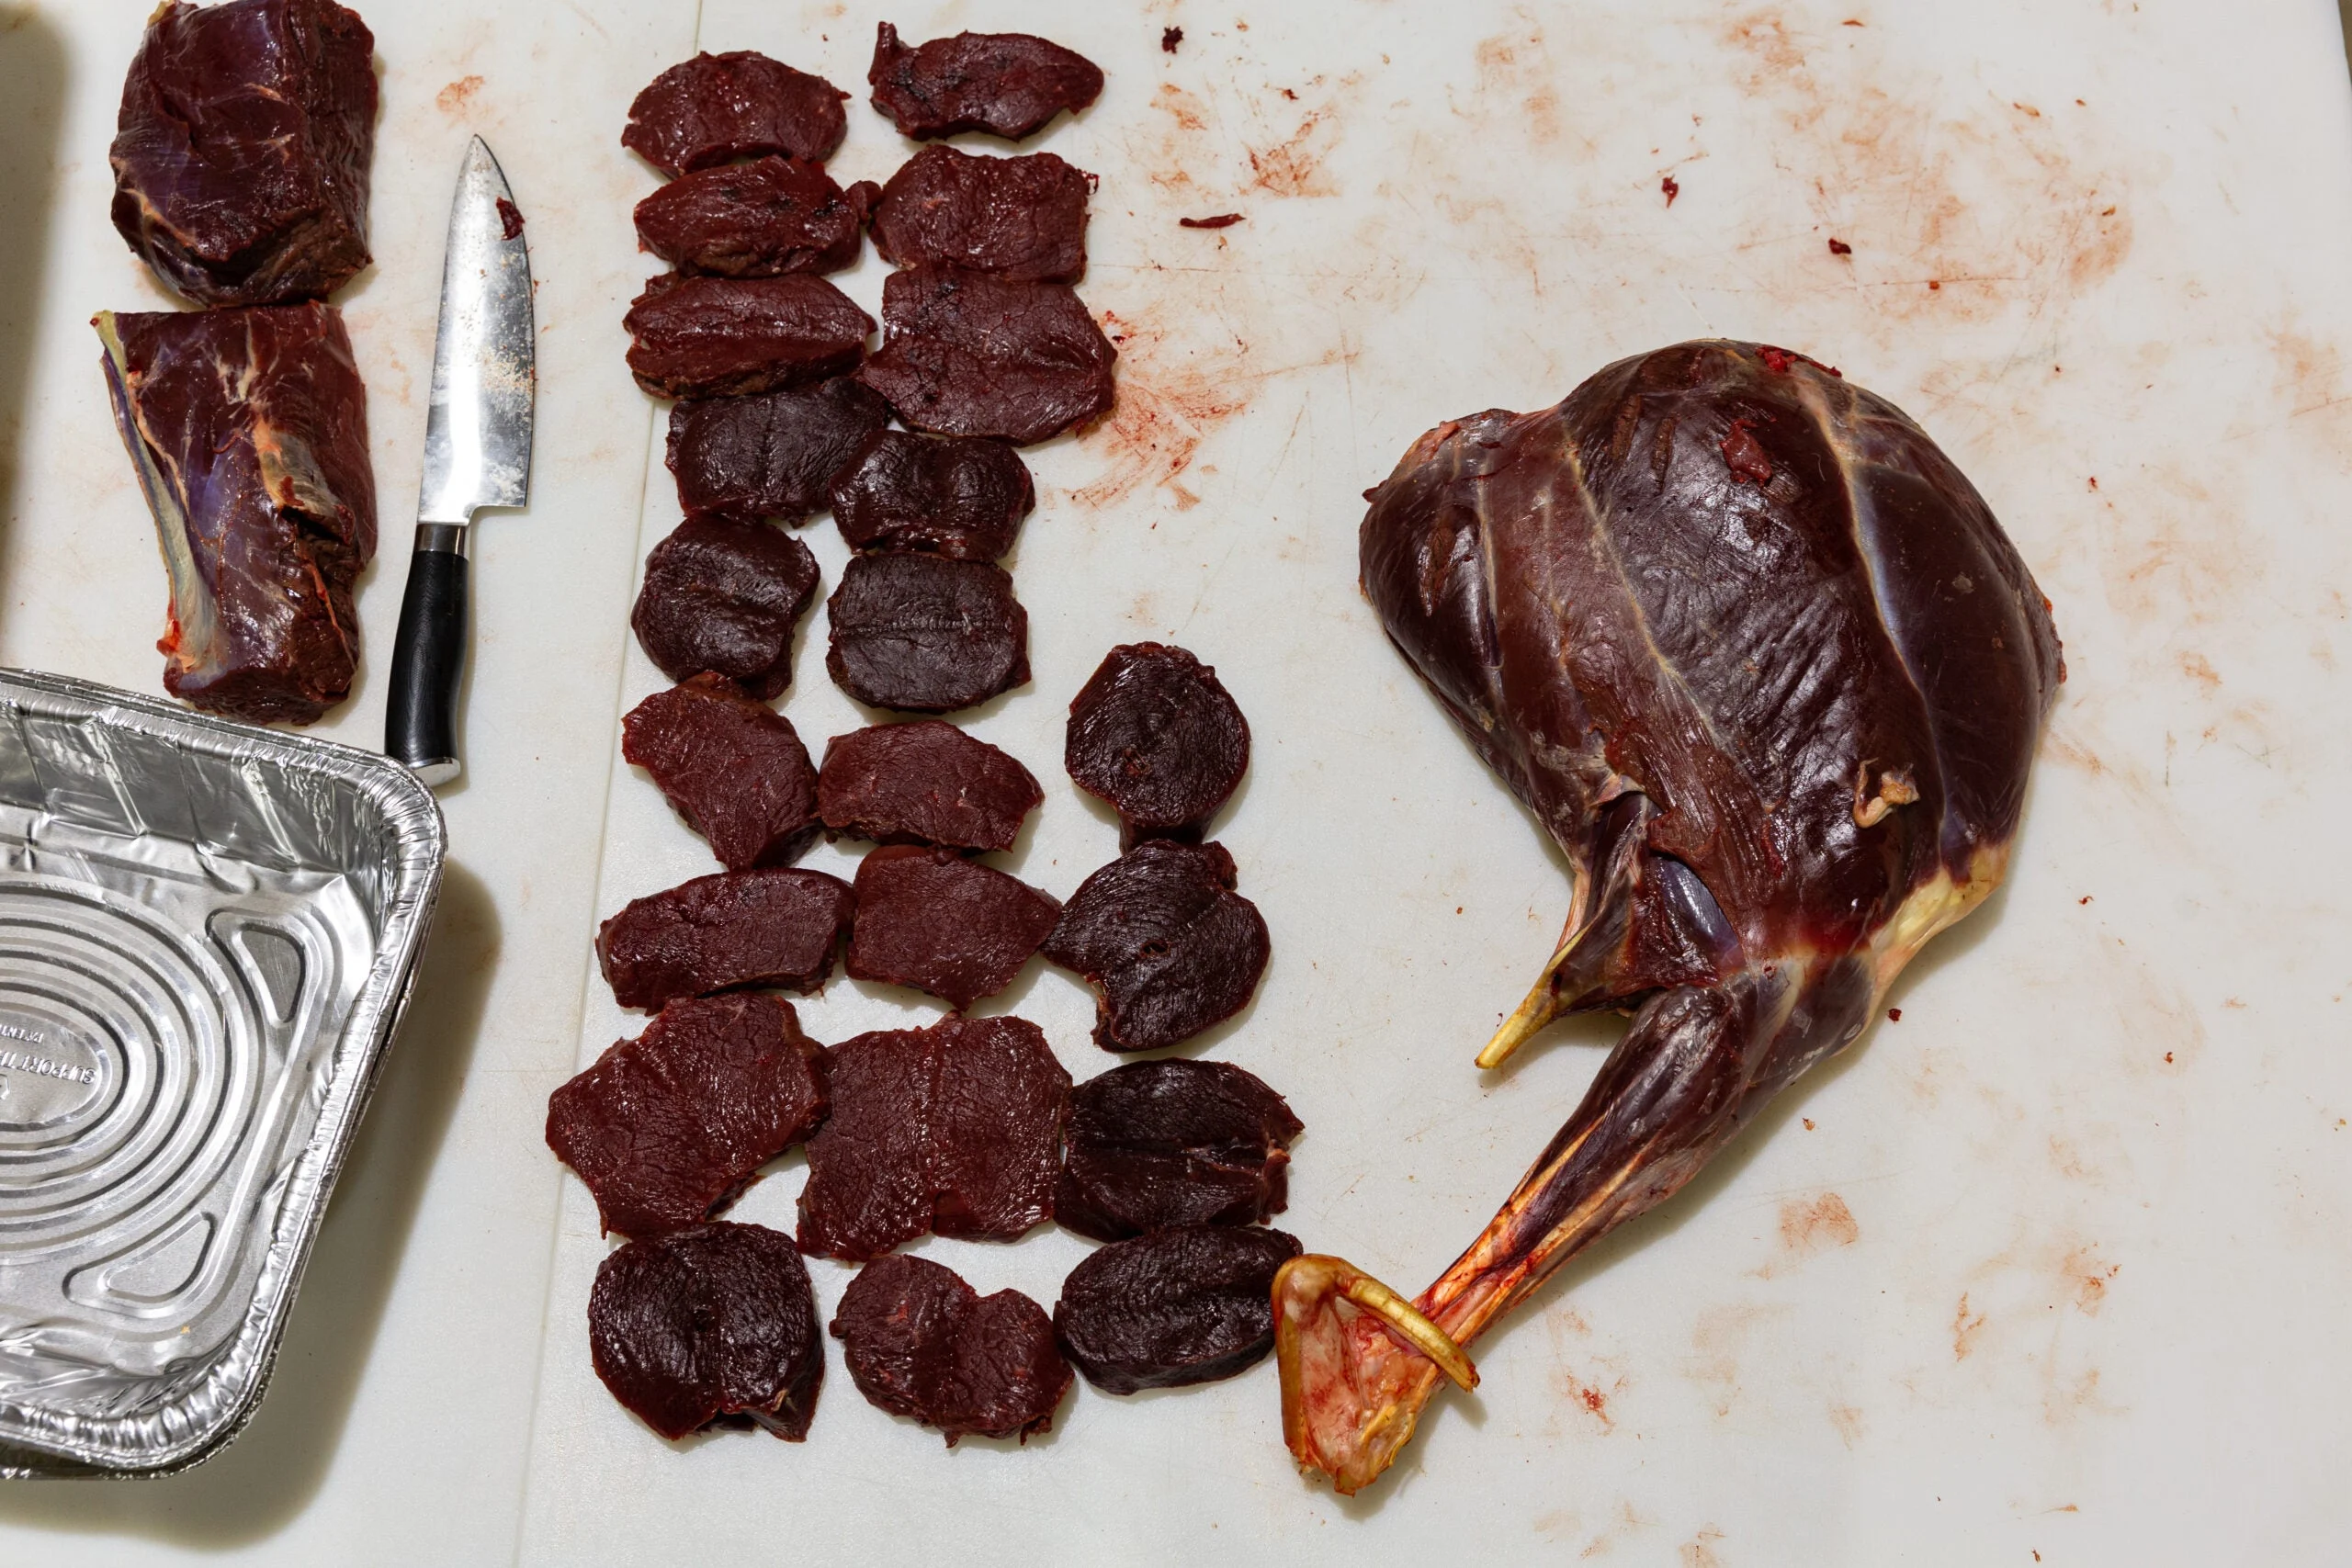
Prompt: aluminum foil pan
<box><xmin>0</xmin><ymin>669</ymin><xmax>445</xmax><ymax>1476</ymax></box>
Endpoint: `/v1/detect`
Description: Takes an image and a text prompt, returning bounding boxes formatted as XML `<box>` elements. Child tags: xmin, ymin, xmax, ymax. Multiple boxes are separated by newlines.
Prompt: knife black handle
<box><xmin>386</xmin><ymin>526</ymin><xmax>469</xmax><ymax>788</ymax></box>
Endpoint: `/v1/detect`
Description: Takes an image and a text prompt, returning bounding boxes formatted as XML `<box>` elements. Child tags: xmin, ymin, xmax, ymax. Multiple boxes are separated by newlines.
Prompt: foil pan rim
<box><xmin>0</xmin><ymin>669</ymin><xmax>447</xmax><ymax>1476</ymax></box>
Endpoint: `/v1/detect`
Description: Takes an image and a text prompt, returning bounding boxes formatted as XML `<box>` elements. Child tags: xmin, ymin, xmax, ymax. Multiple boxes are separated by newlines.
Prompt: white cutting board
<box><xmin>2</xmin><ymin>1</ymin><xmax>2350</xmax><ymax>1562</ymax></box>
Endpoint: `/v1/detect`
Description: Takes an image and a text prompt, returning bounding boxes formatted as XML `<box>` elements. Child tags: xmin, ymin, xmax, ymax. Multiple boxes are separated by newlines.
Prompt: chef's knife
<box><xmin>386</xmin><ymin>136</ymin><xmax>535</xmax><ymax>788</ymax></box>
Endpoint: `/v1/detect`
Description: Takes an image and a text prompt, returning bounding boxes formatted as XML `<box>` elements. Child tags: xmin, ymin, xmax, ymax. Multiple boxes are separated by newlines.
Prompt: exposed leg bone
<box><xmin>1277</xmin><ymin>963</ymin><xmax>1869</xmax><ymax>1494</ymax></box>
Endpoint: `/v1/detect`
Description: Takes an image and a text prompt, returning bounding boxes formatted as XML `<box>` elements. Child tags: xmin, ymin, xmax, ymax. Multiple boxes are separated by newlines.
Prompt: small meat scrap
<box><xmin>667</xmin><ymin>378</ymin><xmax>889</xmax><ymax>525</ymax></box>
<box><xmin>1042</xmin><ymin>840</ymin><xmax>1271</xmax><ymax>1054</ymax></box>
<box><xmin>597</xmin><ymin>868</ymin><xmax>854</xmax><ymax>1010</ymax></box>
<box><xmin>95</xmin><ymin>304</ymin><xmax>376</xmax><ymax>725</ymax></box>
<box><xmin>1054</xmin><ymin>1225</ymin><xmax>1303</xmax><ymax>1393</ymax></box>
<box><xmin>590</xmin><ymin>1223</ymin><xmax>824</xmax><ymax>1440</ymax></box>
<box><xmin>630</xmin><ymin>517</ymin><xmax>820</xmax><ymax>700</ymax></box>
<box><xmin>846</xmin><ymin>845</ymin><xmax>1060</xmax><ymax>1009</ymax></box>
<box><xmin>635</xmin><ymin>156</ymin><xmax>872</xmax><ymax>276</ymax></box>
<box><xmin>547</xmin><ymin>993</ymin><xmax>828</xmax><ymax>1237</ymax></box>
<box><xmin>622</xmin><ymin>674</ymin><xmax>820</xmax><ymax>869</ymax></box>
<box><xmin>818</xmin><ymin>720</ymin><xmax>1042</xmax><ymax>852</ymax></box>
<box><xmin>825</xmin><ymin>552</ymin><xmax>1030</xmax><ymax>713</ymax></box>
<box><xmin>622</xmin><ymin>51</ymin><xmax>848</xmax><ymax>176</ymax></box>
<box><xmin>797</xmin><ymin>1014</ymin><xmax>1069</xmax><ymax>1259</ymax></box>
<box><xmin>1055</xmin><ymin>1059</ymin><xmax>1302</xmax><ymax>1241</ymax></box>
<box><xmin>871</xmin><ymin>145</ymin><xmax>1091</xmax><ymax>283</ymax></box>
<box><xmin>856</xmin><ymin>265</ymin><xmax>1115</xmax><ymax>446</ymax></box>
<box><xmin>108</xmin><ymin>0</ymin><xmax>378</xmax><ymax>307</ymax></box>
<box><xmin>867</xmin><ymin>23</ymin><xmax>1103</xmax><ymax>142</ymax></box>
<box><xmin>829</xmin><ymin>431</ymin><xmax>1034</xmax><ymax>560</ymax></box>
<box><xmin>1066</xmin><ymin>643</ymin><xmax>1251</xmax><ymax>845</ymax></box>
<box><xmin>831</xmin><ymin>1253</ymin><xmax>1071</xmax><ymax>1444</ymax></box>
<box><xmin>625</xmin><ymin>274</ymin><xmax>873</xmax><ymax>400</ymax></box>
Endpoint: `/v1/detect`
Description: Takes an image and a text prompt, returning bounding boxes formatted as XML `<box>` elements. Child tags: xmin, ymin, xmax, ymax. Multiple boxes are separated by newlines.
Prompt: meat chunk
<box><xmin>855</xmin><ymin>265</ymin><xmax>1115</xmax><ymax>446</ymax></box>
<box><xmin>871</xmin><ymin>145</ymin><xmax>1091</xmax><ymax>283</ymax></box>
<box><xmin>797</xmin><ymin>1014</ymin><xmax>1069</xmax><ymax>1260</ymax></box>
<box><xmin>825</xmin><ymin>552</ymin><xmax>1030</xmax><ymax>714</ymax></box>
<box><xmin>596</xmin><ymin>868</ymin><xmax>854</xmax><ymax>1010</ymax></box>
<box><xmin>625</xmin><ymin>274</ymin><xmax>873</xmax><ymax>400</ymax></box>
<box><xmin>845</xmin><ymin>845</ymin><xmax>1060</xmax><ymax>1010</ymax></box>
<box><xmin>622</xmin><ymin>674</ymin><xmax>820</xmax><ymax>869</ymax></box>
<box><xmin>622</xmin><ymin>51</ymin><xmax>848</xmax><ymax>176</ymax></box>
<box><xmin>866</xmin><ymin>23</ymin><xmax>1103</xmax><ymax>142</ymax></box>
<box><xmin>829</xmin><ymin>431</ymin><xmax>1034</xmax><ymax>561</ymax></box>
<box><xmin>630</xmin><ymin>518</ymin><xmax>820</xmax><ymax>701</ymax></box>
<box><xmin>831</xmin><ymin>1253</ymin><xmax>1070</xmax><ymax>1444</ymax></box>
<box><xmin>667</xmin><ymin>378</ymin><xmax>889</xmax><ymax>525</ymax></box>
<box><xmin>590</xmin><ymin>1223</ymin><xmax>823</xmax><ymax>1440</ymax></box>
<box><xmin>634</xmin><ymin>156</ymin><xmax>872</xmax><ymax>277</ymax></box>
<box><xmin>1042</xmin><ymin>840</ymin><xmax>1271</xmax><ymax>1053</ymax></box>
<box><xmin>1055</xmin><ymin>1059</ymin><xmax>1302</xmax><ymax>1241</ymax></box>
<box><xmin>108</xmin><ymin>0</ymin><xmax>377</xmax><ymax>307</ymax></box>
<box><xmin>95</xmin><ymin>304</ymin><xmax>375</xmax><ymax>725</ymax></box>
<box><xmin>1054</xmin><ymin>1225</ymin><xmax>1303</xmax><ymax>1394</ymax></box>
<box><xmin>1065</xmin><ymin>643</ymin><xmax>1251</xmax><ymax>846</ymax></box>
<box><xmin>546</xmin><ymin>993</ymin><xmax>828</xmax><ymax>1238</ymax></box>
<box><xmin>817</xmin><ymin>720</ymin><xmax>1042</xmax><ymax>852</ymax></box>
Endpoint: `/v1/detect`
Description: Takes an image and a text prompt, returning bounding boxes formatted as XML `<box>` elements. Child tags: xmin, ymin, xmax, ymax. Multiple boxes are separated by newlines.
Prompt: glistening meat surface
<box><xmin>1275</xmin><ymin>339</ymin><xmax>2063</xmax><ymax>1493</ymax></box>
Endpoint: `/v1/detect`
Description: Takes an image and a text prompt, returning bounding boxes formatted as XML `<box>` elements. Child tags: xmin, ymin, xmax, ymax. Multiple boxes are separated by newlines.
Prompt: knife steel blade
<box><xmin>387</xmin><ymin>136</ymin><xmax>535</xmax><ymax>787</ymax></box>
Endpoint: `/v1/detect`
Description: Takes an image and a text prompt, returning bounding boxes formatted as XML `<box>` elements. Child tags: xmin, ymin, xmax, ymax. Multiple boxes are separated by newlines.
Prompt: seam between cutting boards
<box><xmin>504</xmin><ymin>0</ymin><xmax>698</xmax><ymax>1540</ymax></box>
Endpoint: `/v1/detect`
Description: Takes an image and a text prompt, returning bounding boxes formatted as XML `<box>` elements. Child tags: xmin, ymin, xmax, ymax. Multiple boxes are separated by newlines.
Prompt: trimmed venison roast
<box><xmin>1272</xmin><ymin>340</ymin><xmax>2064</xmax><ymax>1495</ymax></box>
<box><xmin>109</xmin><ymin>0</ymin><xmax>378</xmax><ymax>308</ymax></box>
<box><xmin>95</xmin><ymin>303</ymin><xmax>376</xmax><ymax>725</ymax></box>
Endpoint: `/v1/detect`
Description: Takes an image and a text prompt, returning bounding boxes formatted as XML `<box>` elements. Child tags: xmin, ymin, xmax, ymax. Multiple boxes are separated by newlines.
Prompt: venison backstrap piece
<box><xmin>1274</xmin><ymin>340</ymin><xmax>2064</xmax><ymax>1494</ymax></box>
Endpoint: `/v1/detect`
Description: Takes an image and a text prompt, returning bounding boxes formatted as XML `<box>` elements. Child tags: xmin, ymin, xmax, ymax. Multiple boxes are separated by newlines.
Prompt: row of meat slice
<box><xmin>556</xmin><ymin>1002</ymin><xmax>1304</xmax><ymax>1441</ymax></box>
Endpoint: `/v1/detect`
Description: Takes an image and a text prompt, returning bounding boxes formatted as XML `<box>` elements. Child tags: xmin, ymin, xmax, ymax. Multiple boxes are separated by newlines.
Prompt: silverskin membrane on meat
<box><xmin>1274</xmin><ymin>340</ymin><xmax>2062</xmax><ymax>1494</ymax></box>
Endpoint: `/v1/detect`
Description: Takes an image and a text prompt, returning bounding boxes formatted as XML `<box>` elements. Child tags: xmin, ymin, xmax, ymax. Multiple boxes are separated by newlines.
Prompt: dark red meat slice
<box><xmin>1055</xmin><ymin>1058</ymin><xmax>1302</xmax><ymax>1241</ymax></box>
<box><xmin>546</xmin><ymin>993</ymin><xmax>828</xmax><ymax>1237</ymax></box>
<box><xmin>796</xmin><ymin>1014</ymin><xmax>1069</xmax><ymax>1259</ymax></box>
<box><xmin>866</xmin><ymin>23</ymin><xmax>1102</xmax><ymax>142</ymax></box>
<box><xmin>1066</xmin><ymin>643</ymin><xmax>1251</xmax><ymax>845</ymax></box>
<box><xmin>635</xmin><ymin>156</ymin><xmax>872</xmax><ymax>277</ymax></box>
<box><xmin>108</xmin><ymin>0</ymin><xmax>377</xmax><ymax>307</ymax></box>
<box><xmin>829</xmin><ymin>431</ymin><xmax>1034</xmax><ymax>561</ymax></box>
<box><xmin>855</xmin><ymin>265</ymin><xmax>1115</xmax><ymax>446</ymax></box>
<box><xmin>597</xmin><ymin>868</ymin><xmax>854</xmax><ymax>1011</ymax></box>
<box><xmin>1054</xmin><ymin>1225</ymin><xmax>1303</xmax><ymax>1394</ymax></box>
<box><xmin>817</xmin><ymin>720</ymin><xmax>1042</xmax><ymax>852</ymax></box>
<box><xmin>622</xmin><ymin>51</ymin><xmax>848</xmax><ymax>176</ymax></box>
<box><xmin>629</xmin><ymin>518</ymin><xmax>820</xmax><ymax>701</ymax></box>
<box><xmin>831</xmin><ymin>1253</ymin><xmax>1070</xmax><ymax>1444</ymax></box>
<box><xmin>589</xmin><ymin>1223</ymin><xmax>824</xmax><ymax>1440</ymax></box>
<box><xmin>845</xmin><ymin>845</ymin><xmax>1060</xmax><ymax>1010</ymax></box>
<box><xmin>622</xmin><ymin>674</ymin><xmax>820</xmax><ymax>869</ymax></box>
<box><xmin>625</xmin><ymin>274</ymin><xmax>873</xmax><ymax>400</ymax></box>
<box><xmin>667</xmin><ymin>378</ymin><xmax>889</xmax><ymax>525</ymax></box>
<box><xmin>1041</xmin><ymin>840</ymin><xmax>1271</xmax><ymax>1053</ymax></box>
<box><xmin>871</xmin><ymin>145</ymin><xmax>1091</xmax><ymax>283</ymax></box>
<box><xmin>825</xmin><ymin>552</ymin><xmax>1030</xmax><ymax>714</ymax></box>
<box><xmin>95</xmin><ymin>303</ymin><xmax>375</xmax><ymax>725</ymax></box>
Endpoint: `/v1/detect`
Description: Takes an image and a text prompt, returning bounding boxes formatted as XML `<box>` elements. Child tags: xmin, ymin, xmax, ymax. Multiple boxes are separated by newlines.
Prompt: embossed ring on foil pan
<box><xmin>0</xmin><ymin>670</ymin><xmax>445</xmax><ymax>1476</ymax></box>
